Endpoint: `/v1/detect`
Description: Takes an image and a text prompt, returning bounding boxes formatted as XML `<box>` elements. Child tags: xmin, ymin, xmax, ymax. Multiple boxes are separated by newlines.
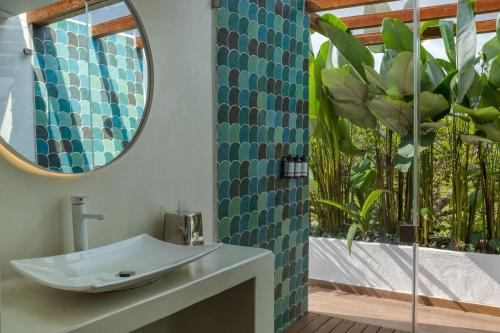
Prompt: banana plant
<box><xmin>320</xmin><ymin>17</ymin><xmax>450</xmax><ymax>142</ymax></box>
<box><xmin>310</xmin><ymin>4</ymin><xmax>499</xmax><ymax>249</ymax></box>
<box><xmin>320</xmin><ymin>189</ymin><xmax>390</xmax><ymax>254</ymax></box>
<box><xmin>456</xmin><ymin>105</ymin><xmax>500</xmax><ymax>143</ymax></box>
<box><xmin>367</xmin><ymin>19</ymin><xmax>451</xmax><ymax>133</ymax></box>
<box><xmin>456</xmin><ymin>0</ymin><xmax>478</xmax><ymax>104</ymax></box>
<box><xmin>452</xmin><ymin>8</ymin><xmax>500</xmax><ymax>247</ymax></box>
<box><xmin>453</xmin><ymin>13</ymin><xmax>500</xmax><ymax>144</ymax></box>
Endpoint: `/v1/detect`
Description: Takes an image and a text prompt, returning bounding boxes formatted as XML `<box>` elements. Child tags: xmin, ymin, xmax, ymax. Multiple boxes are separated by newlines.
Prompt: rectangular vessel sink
<box><xmin>10</xmin><ymin>234</ymin><xmax>221</xmax><ymax>293</ymax></box>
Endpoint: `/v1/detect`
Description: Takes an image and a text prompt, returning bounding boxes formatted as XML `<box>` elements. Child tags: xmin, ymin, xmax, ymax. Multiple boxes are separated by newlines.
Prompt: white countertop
<box><xmin>1</xmin><ymin>244</ymin><xmax>274</xmax><ymax>333</ymax></box>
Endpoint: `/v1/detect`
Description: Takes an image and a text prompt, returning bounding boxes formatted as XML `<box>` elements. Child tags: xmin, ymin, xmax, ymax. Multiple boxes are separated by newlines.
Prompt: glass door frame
<box><xmin>411</xmin><ymin>0</ymin><xmax>421</xmax><ymax>331</ymax></box>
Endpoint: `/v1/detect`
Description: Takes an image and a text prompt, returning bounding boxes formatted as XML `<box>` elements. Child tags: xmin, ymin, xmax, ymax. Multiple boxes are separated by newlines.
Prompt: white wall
<box><xmin>0</xmin><ymin>14</ymin><xmax>35</xmax><ymax>162</ymax></box>
<box><xmin>311</xmin><ymin>237</ymin><xmax>500</xmax><ymax>307</ymax></box>
<box><xmin>0</xmin><ymin>0</ymin><xmax>216</xmax><ymax>273</ymax></box>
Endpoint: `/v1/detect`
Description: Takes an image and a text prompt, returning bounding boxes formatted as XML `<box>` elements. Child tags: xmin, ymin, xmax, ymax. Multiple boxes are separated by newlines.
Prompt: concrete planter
<box><xmin>310</xmin><ymin>237</ymin><xmax>500</xmax><ymax>307</ymax></box>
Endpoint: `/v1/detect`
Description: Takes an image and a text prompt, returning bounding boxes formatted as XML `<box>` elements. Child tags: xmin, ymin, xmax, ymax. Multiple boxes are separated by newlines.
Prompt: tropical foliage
<box><xmin>321</xmin><ymin>189</ymin><xmax>389</xmax><ymax>254</ymax></box>
<box><xmin>309</xmin><ymin>3</ymin><xmax>500</xmax><ymax>254</ymax></box>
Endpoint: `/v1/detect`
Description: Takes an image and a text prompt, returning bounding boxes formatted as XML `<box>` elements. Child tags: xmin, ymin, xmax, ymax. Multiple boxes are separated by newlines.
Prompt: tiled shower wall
<box><xmin>32</xmin><ymin>20</ymin><xmax>145</xmax><ymax>173</ymax></box>
<box><xmin>215</xmin><ymin>0</ymin><xmax>310</xmax><ymax>331</ymax></box>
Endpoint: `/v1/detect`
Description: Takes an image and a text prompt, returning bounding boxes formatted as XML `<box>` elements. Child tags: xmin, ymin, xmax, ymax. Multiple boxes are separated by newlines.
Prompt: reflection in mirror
<box><xmin>0</xmin><ymin>0</ymin><xmax>149</xmax><ymax>174</ymax></box>
<box><xmin>85</xmin><ymin>2</ymin><xmax>147</xmax><ymax>171</ymax></box>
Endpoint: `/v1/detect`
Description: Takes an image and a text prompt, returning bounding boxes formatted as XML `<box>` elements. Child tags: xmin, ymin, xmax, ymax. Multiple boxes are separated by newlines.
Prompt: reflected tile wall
<box><xmin>32</xmin><ymin>20</ymin><xmax>145</xmax><ymax>173</ymax></box>
<box><xmin>215</xmin><ymin>0</ymin><xmax>310</xmax><ymax>331</ymax></box>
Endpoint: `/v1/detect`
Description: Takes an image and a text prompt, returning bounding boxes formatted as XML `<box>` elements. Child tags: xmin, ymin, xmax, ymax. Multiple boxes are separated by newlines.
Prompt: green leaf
<box><xmin>419</xmin><ymin>92</ymin><xmax>450</xmax><ymax>122</ymax></box>
<box><xmin>439</xmin><ymin>20</ymin><xmax>457</xmax><ymax>67</ymax></box>
<box><xmin>345</xmin><ymin>202</ymin><xmax>361</xmax><ymax>216</ymax></box>
<box><xmin>381</xmin><ymin>18</ymin><xmax>414</xmax><ymax>53</ymax></box>
<box><xmin>397</xmin><ymin>132</ymin><xmax>437</xmax><ymax>158</ymax></box>
<box><xmin>433</xmin><ymin>70</ymin><xmax>457</xmax><ymax>101</ymax></box>
<box><xmin>321</xmin><ymin>68</ymin><xmax>368</xmax><ymax>103</ymax></box>
<box><xmin>338</xmin><ymin>118</ymin><xmax>363</xmax><ymax>156</ymax></box>
<box><xmin>387</xmin><ymin>51</ymin><xmax>417</xmax><ymax>96</ymax></box>
<box><xmin>313</xmin><ymin>42</ymin><xmax>330</xmax><ymax>93</ymax></box>
<box><xmin>350</xmin><ymin>159</ymin><xmax>376</xmax><ymax>191</ymax></box>
<box><xmin>380</xmin><ymin>49</ymin><xmax>398</xmax><ymax>81</ymax></box>
<box><xmin>425</xmin><ymin>53</ymin><xmax>446</xmax><ymax>91</ymax></box>
<box><xmin>395</xmin><ymin>132</ymin><xmax>437</xmax><ymax>172</ymax></box>
<box><xmin>480</xmin><ymin>121</ymin><xmax>500</xmax><ymax>142</ymax></box>
<box><xmin>318</xmin><ymin>13</ymin><xmax>348</xmax><ymax>31</ymax></box>
<box><xmin>461</xmin><ymin>134</ymin><xmax>494</xmax><ymax>144</ymax></box>
<box><xmin>320</xmin><ymin>199</ymin><xmax>361</xmax><ymax>219</ymax></box>
<box><xmin>467</xmin><ymin>72</ymin><xmax>483</xmax><ymax>99</ymax></box>
<box><xmin>394</xmin><ymin>154</ymin><xmax>413</xmax><ymax>173</ymax></box>
<box><xmin>331</xmin><ymin>44</ymin><xmax>349</xmax><ymax>68</ymax></box>
<box><xmin>489</xmin><ymin>239</ymin><xmax>500</xmax><ymax>253</ymax></box>
<box><xmin>368</xmin><ymin>44</ymin><xmax>385</xmax><ymax>54</ymax></box>
<box><xmin>421</xmin><ymin>20</ymin><xmax>439</xmax><ymax>34</ymax></box>
<box><xmin>309</xmin><ymin>178</ymin><xmax>319</xmax><ymax>192</ymax></box>
<box><xmin>364</xmin><ymin>64</ymin><xmax>388</xmax><ymax>91</ymax></box>
<box><xmin>318</xmin><ymin>15</ymin><xmax>374</xmax><ymax>82</ymax></box>
<box><xmin>470</xmin><ymin>233</ymin><xmax>482</xmax><ymax>246</ymax></box>
<box><xmin>454</xmin><ymin>104</ymin><xmax>500</xmax><ymax>123</ymax></box>
<box><xmin>361</xmin><ymin>189</ymin><xmax>389</xmax><ymax>220</ymax></box>
<box><xmin>479</xmin><ymin>80</ymin><xmax>500</xmax><ymax>108</ymax></box>
<box><xmin>436</xmin><ymin>59</ymin><xmax>457</xmax><ymax>74</ymax></box>
<box><xmin>456</xmin><ymin>0</ymin><xmax>477</xmax><ymax>103</ymax></box>
<box><xmin>346</xmin><ymin>223</ymin><xmax>361</xmax><ymax>255</ymax></box>
<box><xmin>421</xmin><ymin>207</ymin><xmax>437</xmax><ymax>219</ymax></box>
<box><xmin>489</xmin><ymin>54</ymin><xmax>500</xmax><ymax>88</ymax></box>
<box><xmin>420</xmin><ymin>122</ymin><xmax>446</xmax><ymax>132</ymax></box>
<box><xmin>482</xmin><ymin>36</ymin><xmax>500</xmax><ymax>62</ymax></box>
<box><xmin>310</xmin><ymin>44</ymin><xmax>331</xmax><ymax>120</ymax></box>
<box><xmin>331</xmin><ymin>101</ymin><xmax>377</xmax><ymax>129</ymax></box>
<box><xmin>367</xmin><ymin>95</ymin><xmax>413</xmax><ymax>134</ymax></box>
<box><xmin>454</xmin><ymin>105</ymin><xmax>500</xmax><ymax>142</ymax></box>
<box><xmin>309</xmin><ymin>59</ymin><xmax>318</xmax><ymax>119</ymax></box>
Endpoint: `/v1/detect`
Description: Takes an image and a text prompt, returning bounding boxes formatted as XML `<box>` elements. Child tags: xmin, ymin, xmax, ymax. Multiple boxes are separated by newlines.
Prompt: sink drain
<box><xmin>117</xmin><ymin>270</ymin><xmax>136</xmax><ymax>278</ymax></box>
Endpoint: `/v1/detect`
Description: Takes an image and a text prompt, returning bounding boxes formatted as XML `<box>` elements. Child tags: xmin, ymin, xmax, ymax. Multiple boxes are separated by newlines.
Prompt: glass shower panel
<box><xmin>309</xmin><ymin>1</ymin><xmax>419</xmax><ymax>332</ymax></box>
<box><xmin>417</xmin><ymin>1</ymin><xmax>500</xmax><ymax>332</ymax></box>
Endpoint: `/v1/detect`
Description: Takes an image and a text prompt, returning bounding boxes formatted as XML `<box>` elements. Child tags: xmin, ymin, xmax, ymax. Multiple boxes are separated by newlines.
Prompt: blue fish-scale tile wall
<box><xmin>32</xmin><ymin>20</ymin><xmax>145</xmax><ymax>173</ymax></box>
<box><xmin>215</xmin><ymin>0</ymin><xmax>310</xmax><ymax>331</ymax></box>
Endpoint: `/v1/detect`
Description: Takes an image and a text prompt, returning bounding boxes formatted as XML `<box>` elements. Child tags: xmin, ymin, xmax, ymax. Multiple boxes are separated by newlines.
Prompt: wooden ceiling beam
<box><xmin>341</xmin><ymin>0</ymin><xmax>500</xmax><ymax>30</ymax></box>
<box><xmin>476</xmin><ymin>19</ymin><xmax>497</xmax><ymax>33</ymax></box>
<box><xmin>356</xmin><ymin>19</ymin><xmax>498</xmax><ymax>45</ymax></box>
<box><xmin>305</xmin><ymin>0</ymin><xmax>398</xmax><ymax>13</ymax></box>
<box><xmin>27</xmin><ymin>0</ymin><xmax>86</xmax><ymax>24</ymax></box>
<box><xmin>135</xmin><ymin>36</ymin><xmax>143</xmax><ymax>49</ymax></box>
<box><xmin>27</xmin><ymin>0</ymin><xmax>121</xmax><ymax>25</ymax></box>
<box><xmin>92</xmin><ymin>15</ymin><xmax>137</xmax><ymax>38</ymax></box>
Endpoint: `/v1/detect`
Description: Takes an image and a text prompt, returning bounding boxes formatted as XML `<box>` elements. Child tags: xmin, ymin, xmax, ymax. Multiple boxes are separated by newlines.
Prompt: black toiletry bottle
<box><xmin>301</xmin><ymin>156</ymin><xmax>308</xmax><ymax>177</ymax></box>
<box><xmin>282</xmin><ymin>156</ymin><xmax>290</xmax><ymax>178</ymax></box>
<box><xmin>294</xmin><ymin>156</ymin><xmax>301</xmax><ymax>178</ymax></box>
<box><xmin>287</xmin><ymin>155</ymin><xmax>296</xmax><ymax>178</ymax></box>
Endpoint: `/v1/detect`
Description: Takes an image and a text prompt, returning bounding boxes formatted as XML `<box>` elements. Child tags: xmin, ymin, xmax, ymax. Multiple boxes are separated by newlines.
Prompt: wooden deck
<box><xmin>307</xmin><ymin>286</ymin><xmax>500</xmax><ymax>333</ymax></box>
<box><xmin>285</xmin><ymin>312</ymin><xmax>409</xmax><ymax>333</ymax></box>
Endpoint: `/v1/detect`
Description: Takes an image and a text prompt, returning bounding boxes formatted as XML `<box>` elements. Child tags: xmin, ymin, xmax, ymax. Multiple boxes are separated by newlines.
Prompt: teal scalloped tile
<box><xmin>216</xmin><ymin>0</ymin><xmax>309</xmax><ymax>329</ymax></box>
<box><xmin>99</xmin><ymin>139</ymin><xmax>111</xmax><ymax>153</ymax></box>
<box><xmin>71</xmin><ymin>153</ymin><xmax>85</xmax><ymax>167</ymax></box>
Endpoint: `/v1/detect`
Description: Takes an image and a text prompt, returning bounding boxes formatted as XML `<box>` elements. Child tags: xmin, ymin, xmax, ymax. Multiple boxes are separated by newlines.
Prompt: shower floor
<box><xmin>299</xmin><ymin>286</ymin><xmax>500</xmax><ymax>333</ymax></box>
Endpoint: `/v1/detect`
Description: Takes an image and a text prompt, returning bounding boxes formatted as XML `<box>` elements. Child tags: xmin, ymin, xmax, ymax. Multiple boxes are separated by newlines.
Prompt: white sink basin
<box><xmin>10</xmin><ymin>234</ymin><xmax>221</xmax><ymax>293</ymax></box>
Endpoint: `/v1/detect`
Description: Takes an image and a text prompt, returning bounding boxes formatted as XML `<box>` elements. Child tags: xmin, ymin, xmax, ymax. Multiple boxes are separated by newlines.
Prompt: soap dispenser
<box><xmin>163</xmin><ymin>202</ymin><xmax>204</xmax><ymax>246</ymax></box>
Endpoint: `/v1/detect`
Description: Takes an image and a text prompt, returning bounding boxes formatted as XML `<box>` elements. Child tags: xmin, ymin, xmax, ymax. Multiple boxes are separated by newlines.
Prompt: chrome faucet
<box><xmin>71</xmin><ymin>196</ymin><xmax>105</xmax><ymax>252</ymax></box>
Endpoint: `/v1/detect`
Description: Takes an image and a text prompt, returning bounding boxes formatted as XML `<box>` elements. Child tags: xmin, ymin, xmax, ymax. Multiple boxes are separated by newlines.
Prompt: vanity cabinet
<box><xmin>1</xmin><ymin>245</ymin><xmax>274</xmax><ymax>333</ymax></box>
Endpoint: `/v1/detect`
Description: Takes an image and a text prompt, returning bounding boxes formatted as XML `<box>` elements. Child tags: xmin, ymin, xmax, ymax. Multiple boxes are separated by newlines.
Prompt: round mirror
<box><xmin>0</xmin><ymin>0</ymin><xmax>151</xmax><ymax>174</ymax></box>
